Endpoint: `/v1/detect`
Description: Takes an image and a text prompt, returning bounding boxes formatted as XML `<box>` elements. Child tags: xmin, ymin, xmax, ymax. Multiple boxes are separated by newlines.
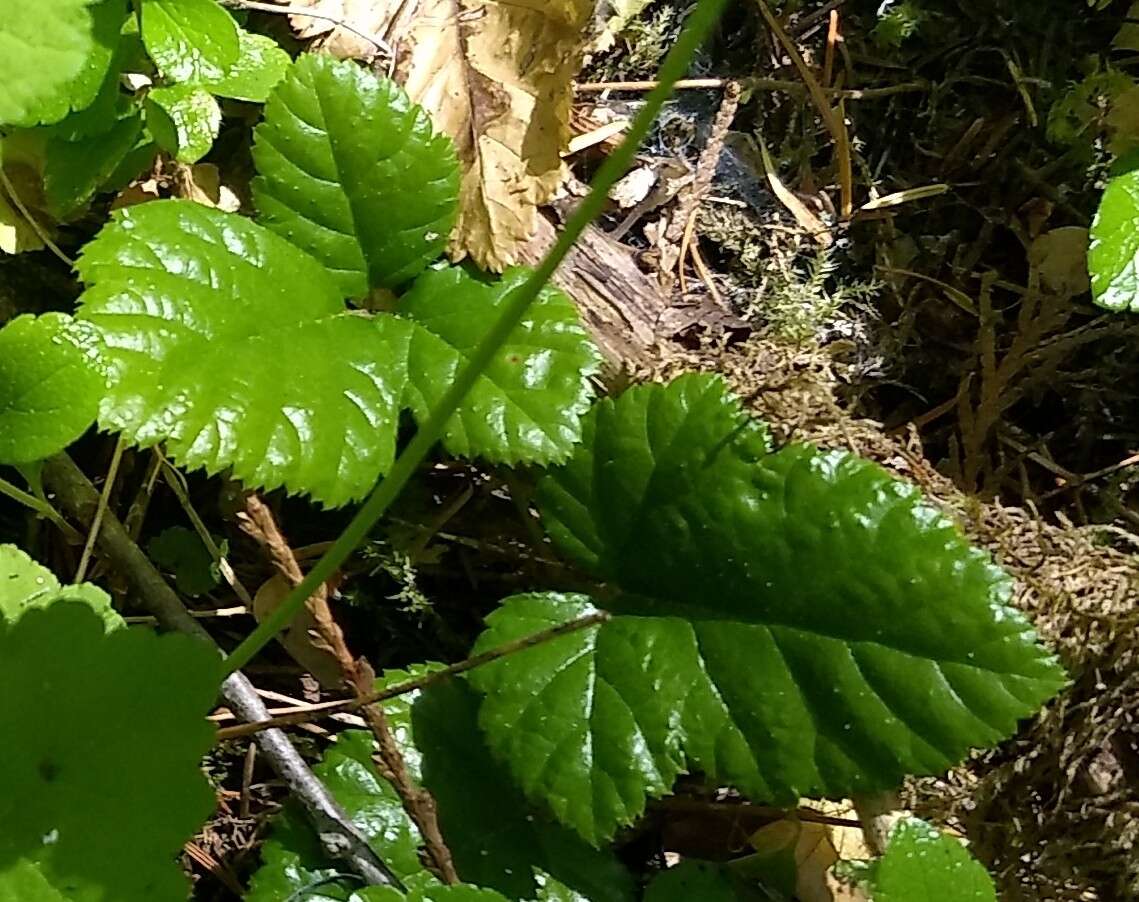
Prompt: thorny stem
<box><xmin>221</xmin><ymin>0</ymin><xmax>732</xmax><ymax>676</ymax></box>
<box><xmin>214</xmin><ymin>610</ymin><xmax>611</xmax><ymax>741</ymax></box>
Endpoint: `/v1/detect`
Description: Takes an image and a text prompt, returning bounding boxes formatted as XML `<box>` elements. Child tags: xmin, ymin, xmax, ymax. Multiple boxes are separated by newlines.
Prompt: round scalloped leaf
<box><xmin>399</xmin><ymin>266</ymin><xmax>601</xmax><ymax>466</ymax></box>
<box><xmin>466</xmin><ymin>375</ymin><xmax>1066</xmax><ymax>843</ymax></box>
<box><xmin>0</xmin><ymin>601</ymin><xmax>219</xmax><ymax>899</ymax></box>
<box><xmin>0</xmin><ymin>0</ymin><xmax>95</xmax><ymax>126</ymax></box>
<box><xmin>862</xmin><ymin>817</ymin><xmax>996</xmax><ymax>901</ymax></box>
<box><xmin>1089</xmin><ymin>169</ymin><xmax>1139</xmax><ymax>312</ymax></box>
<box><xmin>139</xmin><ymin>0</ymin><xmax>239</xmax><ymax>84</ymax></box>
<box><xmin>0</xmin><ymin>544</ymin><xmax>121</xmax><ymax>630</ymax></box>
<box><xmin>252</xmin><ymin>53</ymin><xmax>460</xmax><ymax>296</ymax></box>
<box><xmin>144</xmin><ymin>83</ymin><xmax>221</xmax><ymax>164</ymax></box>
<box><xmin>204</xmin><ymin>29</ymin><xmax>289</xmax><ymax>103</ymax></box>
<box><xmin>0</xmin><ymin>314</ymin><xmax>105</xmax><ymax>466</ymax></box>
<box><xmin>75</xmin><ymin>200</ymin><xmax>410</xmax><ymax>508</ymax></box>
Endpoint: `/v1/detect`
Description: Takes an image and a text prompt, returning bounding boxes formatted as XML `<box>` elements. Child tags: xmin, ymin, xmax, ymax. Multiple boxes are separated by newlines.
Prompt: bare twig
<box><xmin>574</xmin><ymin>77</ymin><xmax>927</xmax><ymax>99</ymax></box>
<box><xmin>75</xmin><ymin>437</ymin><xmax>124</xmax><ymax>582</ymax></box>
<box><xmin>214</xmin><ymin>609</ymin><xmax>611</xmax><ymax>740</ymax></box>
<box><xmin>0</xmin><ymin>167</ymin><xmax>73</xmax><ymax>266</ymax></box>
<box><xmin>0</xmin><ymin>475</ymin><xmax>83</xmax><ymax>543</ymax></box>
<box><xmin>161</xmin><ymin>459</ymin><xmax>254</xmax><ymax>608</ymax></box>
<box><xmin>754</xmin><ymin>0</ymin><xmax>854</xmax><ymax>218</ymax></box>
<box><xmin>40</xmin><ymin>454</ymin><xmax>403</xmax><ymax>891</ymax></box>
<box><xmin>240</xmin><ymin>497</ymin><xmax>459</xmax><ymax>884</ymax></box>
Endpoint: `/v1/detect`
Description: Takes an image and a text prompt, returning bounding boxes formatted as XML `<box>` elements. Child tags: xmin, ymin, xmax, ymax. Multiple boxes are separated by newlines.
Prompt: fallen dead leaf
<box><xmin>400</xmin><ymin>0</ymin><xmax>593</xmax><ymax>270</ymax></box>
<box><xmin>1030</xmin><ymin>226</ymin><xmax>1091</xmax><ymax>299</ymax></box>
<box><xmin>253</xmin><ymin>574</ymin><xmax>344</xmax><ymax>688</ymax></box>
<box><xmin>287</xmin><ymin>0</ymin><xmax>414</xmax><ymax>62</ymax></box>
<box><xmin>172</xmin><ymin>162</ymin><xmax>242</xmax><ymax>211</ymax></box>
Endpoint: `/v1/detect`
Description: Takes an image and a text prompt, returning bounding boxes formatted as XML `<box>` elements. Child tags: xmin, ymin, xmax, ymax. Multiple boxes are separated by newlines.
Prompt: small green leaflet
<box><xmin>0</xmin><ymin>0</ymin><xmax>95</xmax><ymax>126</ymax></box>
<box><xmin>354</xmin><ymin>880</ymin><xmax>510</xmax><ymax>902</ymax></box>
<box><xmin>76</xmin><ymin>200</ymin><xmax>407</xmax><ymax>507</ymax></box>
<box><xmin>400</xmin><ymin>267</ymin><xmax>601</xmax><ymax>467</ymax></box>
<box><xmin>147</xmin><ymin>526</ymin><xmax>222</xmax><ymax>597</ymax></box>
<box><xmin>467</xmin><ymin>375</ymin><xmax>1066</xmax><ymax>843</ymax></box>
<box><xmin>841</xmin><ymin>817</ymin><xmax>996</xmax><ymax>901</ymax></box>
<box><xmin>139</xmin><ymin>0</ymin><xmax>239</xmax><ymax>84</ymax></box>
<box><xmin>145</xmin><ymin>83</ymin><xmax>221</xmax><ymax>163</ymax></box>
<box><xmin>76</xmin><ymin>201</ymin><xmax>597</xmax><ymax>506</ymax></box>
<box><xmin>0</xmin><ymin>314</ymin><xmax>104</xmax><ymax>465</ymax></box>
<box><xmin>252</xmin><ymin>54</ymin><xmax>460</xmax><ymax>296</ymax></box>
<box><xmin>0</xmin><ymin>544</ymin><xmax>121</xmax><ymax>630</ymax></box>
<box><xmin>204</xmin><ymin>29</ymin><xmax>290</xmax><ymax>103</ymax></box>
<box><xmin>0</xmin><ymin>550</ymin><xmax>219</xmax><ymax>901</ymax></box>
<box><xmin>1089</xmin><ymin>169</ymin><xmax>1139</xmax><ymax>311</ymax></box>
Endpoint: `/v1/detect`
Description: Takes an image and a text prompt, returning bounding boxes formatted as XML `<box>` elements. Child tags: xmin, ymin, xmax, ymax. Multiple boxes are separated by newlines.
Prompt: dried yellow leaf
<box><xmin>401</xmin><ymin>0</ymin><xmax>592</xmax><ymax>270</ymax></box>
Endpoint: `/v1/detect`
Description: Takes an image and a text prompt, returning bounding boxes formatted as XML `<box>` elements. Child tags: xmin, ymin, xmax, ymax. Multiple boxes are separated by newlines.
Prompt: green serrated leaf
<box><xmin>205</xmin><ymin>28</ymin><xmax>289</xmax><ymax>103</ymax></box>
<box><xmin>643</xmin><ymin>862</ymin><xmax>738</xmax><ymax>901</ymax></box>
<box><xmin>75</xmin><ymin>202</ymin><xmax>597</xmax><ymax>505</ymax></box>
<box><xmin>139</xmin><ymin>0</ymin><xmax>239</xmax><ymax>84</ymax></box>
<box><xmin>0</xmin><ymin>544</ymin><xmax>121</xmax><ymax>630</ymax></box>
<box><xmin>412</xmin><ymin>679</ymin><xmax>634</xmax><ymax>902</ymax></box>
<box><xmin>0</xmin><ymin>314</ymin><xmax>105</xmax><ymax>465</ymax></box>
<box><xmin>400</xmin><ymin>267</ymin><xmax>601</xmax><ymax>466</ymax></box>
<box><xmin>145</xmin><ymin>83</ymin><xmax>221</xmax><ymax>163</ymax></box>
<box><xmin>467</xmin><ymin>375</ymin><xmax>1065</xmax><ymax>843</ymax></box>
<box><xmin>859</xmin><ymin>818</ymin><xmax>996</xmax><ymax>902</ymax></box>
<box><xmin>76</xmin><ymin>200</ymin><xmax>409</xmax><ymax>508</ymax></box>
<box><xmin>44</xmin><ymin>104</ymin><xmax>144</xmax><ymax>215</ymax></box>
<box><xmin>147</xmin><ymin>526</ymin><xmax>220</xmax><ymax>597</ymax></box>
<box><xmin>0</xmin><ymin>600</ymin><xmax>219</xmax><ymax>900</ymax></box>
<box><xmin>1089</xmin><ymin>170</ymin><xmax>1139</xmax><ymax>311</ymax></box>
<box><xmin>246</xmin><ymin>731</ymin><xmax>423</xmax><ymax>902</ymax></box>
<box><xmin>252</xmin><ymin>54</ymin><xmax>460</xmax><ymax>295</ymax></box>
<box><xmin>0</xmin><ymin>0</ymin><xmax>95</xmax><ymax>127</ymax></box>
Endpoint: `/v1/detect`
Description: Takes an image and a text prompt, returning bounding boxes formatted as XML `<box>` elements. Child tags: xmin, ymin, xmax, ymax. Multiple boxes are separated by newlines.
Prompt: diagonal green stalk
<box><xmin>222</xmin><ymin>0</ymin><xmax>729</xmax><ymax>677</ymax></box>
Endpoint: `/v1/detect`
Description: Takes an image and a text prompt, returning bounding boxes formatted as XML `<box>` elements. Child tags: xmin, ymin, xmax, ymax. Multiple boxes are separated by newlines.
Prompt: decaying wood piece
<box><xmin>519</xmin><ymin>213</ymin><xmax>667</xmax><ymax>373</ymax></box>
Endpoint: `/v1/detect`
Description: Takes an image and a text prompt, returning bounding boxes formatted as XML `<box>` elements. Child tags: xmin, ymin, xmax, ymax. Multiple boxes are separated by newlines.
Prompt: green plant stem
<box><xmin>221</xmin><ymin>0</ymin><xmax>729</xmax><ymax>677</ymax></box>
<box><xmin>0</xmin><ymin>474</ymin><xmax>83</xmax><ymax>543</ymax></box>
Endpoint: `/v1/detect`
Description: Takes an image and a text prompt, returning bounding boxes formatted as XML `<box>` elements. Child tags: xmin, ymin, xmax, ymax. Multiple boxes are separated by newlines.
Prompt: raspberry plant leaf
<box><xmin>252</xmin><ymin>54</ymin><xmax>460</xmax><ymax>296</ymax></box>
<box><xmin>467</xmin><ymin>375</ymin><xmax>1066</xmax><ymax>843</ymax></box>
<box><xmin>75</xmin><ymin>199</ymin><xmax>410</xmax><ymax>507</ymax></box>
<box><xmin>76</xmin><ymin>201</ymin><xmax>596</xmax><ymax>506</ymax></box>
<box><xmin>144</xmin><ymin>83</ymin><xmax>221</xmax><ymax>163</ymax></box>
<box><xmin>0</xmin><ymin>599</ymin><xmax>219</xmax><ymax>900</ymax></box>
<box><xmin>0</xmin><ymin>0</ymin><xmax>95</xmax><ymax>126</ymax></box>
<box><xmin>139</xmin><ymin>0</ymin><xmax>240</xmax><ymax>84</ymax></box>
<box><xmin>411</xmin><ymin>678</ymin><xmax>635</xmax><ymax>902</ymax></box>
<box><xmin>842</xmin><ymin>817</ymin><xmax>996</xmax><ymax>901</ymax></box>
<box><xmin>1089</xmin><ymin>169</ymin><xmax>1139</xmax><ymax>311</ymax></box>
<box><xmin>400</xmin><ymin>267</ymin><xmax>601</xmax><ymax>466</ymax></box>
<box><xmin>0</xmin><ymin>544</ymin><xmax>121</xmax><ymax>630</ymax></box>
<box><xmin>204</xmin><ymin>28</ymin><xmax>290</xmax><ymax>103</ymax></box>
<box><xmin>0</xmin><ymin>314</ymin><xmax>105</xmax><ymax>466</ymax></box>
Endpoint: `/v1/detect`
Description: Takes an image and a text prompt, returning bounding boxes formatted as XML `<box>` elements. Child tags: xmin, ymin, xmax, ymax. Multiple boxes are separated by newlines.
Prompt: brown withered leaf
<box><xmin>400</xmin><ymin>0</ymin><xmax>592</xmax><ymax>270</ymax></box>
<box><xmin>287</xmin><ymin>0</ymin><xmax>416</xmax><ymax>62</ymax></box>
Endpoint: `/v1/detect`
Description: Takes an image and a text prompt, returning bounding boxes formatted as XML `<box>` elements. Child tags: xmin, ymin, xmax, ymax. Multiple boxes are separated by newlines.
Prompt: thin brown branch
<box><xmin>214</xmin><ymin>609</ymin><xmax>611</xmax><ymax>740</ymax></box>
<box><xmin>240</xmin><ymin>497</ymin><xmax>459</xmax><ymax>884</ymax></box>
<box><xmin>40</xmin><ymin>454</ymin><xmax>403</xmax><ymax>891</ymax></box>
